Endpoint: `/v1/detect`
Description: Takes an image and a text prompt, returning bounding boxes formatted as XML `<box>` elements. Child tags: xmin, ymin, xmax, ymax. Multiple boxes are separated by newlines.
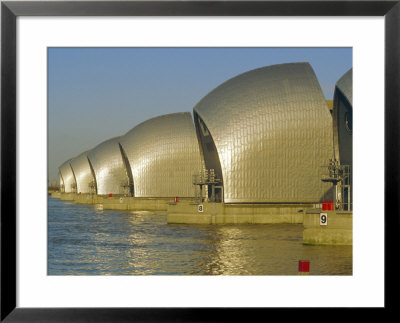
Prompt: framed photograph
<box><xmin>1</xmin><ymin>0</ymin><xmax>399</xmax><ymax>321</ymax></box>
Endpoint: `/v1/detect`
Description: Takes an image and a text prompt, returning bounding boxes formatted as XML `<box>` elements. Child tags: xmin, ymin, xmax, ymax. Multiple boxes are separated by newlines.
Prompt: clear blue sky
<box><xmin>48</xmin><ymin>47</ymin><xmax>352</xmax><ymax>183</ymax></box>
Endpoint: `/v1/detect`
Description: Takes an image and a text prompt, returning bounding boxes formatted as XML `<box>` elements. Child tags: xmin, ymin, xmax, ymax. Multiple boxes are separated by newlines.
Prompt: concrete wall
<box><xmin>303</xmin><ymin>210</ymin><xmax>352</xmax><ymax>245</ymax></box>
<box><xmin>59</xmin><ymin>193</ymin><xmax>76</xmax><ymax>201</ymax></box>
<box><xmin>73</xmin><ymin>193</ymin><xmax>103</xmax><ymax>205</ymax></box>
<box><xmin>50</xmin><ymin>194</ymin><xmax>352</xmax><ymax>246</ymax></box>
<box><xmin>167</xmin><ymin>201</ymin><xmax>312</xmax><ymax>224</ymax></box>
<box><xmin>52</xmin><ymin>193</ymin><xmax>177</xmax><ymax>211</ymax></box>
<box><xmin>101</xmin><ymin>196</ymin><xmax>181</xmax><ymax>211</ymax></box>
<box><xmin>51</xmin><ymin>191</ymin><xmax>61</xmax><ymax>199</ymax></box>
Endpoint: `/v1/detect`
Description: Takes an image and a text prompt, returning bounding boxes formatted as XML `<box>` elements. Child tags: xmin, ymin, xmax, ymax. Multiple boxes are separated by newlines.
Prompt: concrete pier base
<box><xmin>52</xmin><ymin>193</ymin><xmax>184</xmax><ymax>211</ymax></box>
<box><xmin>73</xmin><ymin>193</ymin><xmax>103</xmax><ymax>205</ymax></box>
<box><xmin>101</xmin><ymin>196</ymin><xmax>190</xmax><ymax>211</ymax></box>
<box><xmin>51</xmin><ymin>191</ymin><xmax>61</xmax><ymax>199</ymax></box>
<box><xmin>100</xmin><ymin>196</ymin><xmax>131</xmax><ymax>211</ymax></box>
<box><xmin>50</xmin><ymin>193</ymin><xmax>352</xmax><ymax>246</ymax></box>
<box><xmin>59</xmin><ymin>193</ymin><xmax>76</xmax><ymax>201</ymax></box>
<box><xmin>167</xmin><ymin>201</ymin><xmax>312</xmax><ymax>224</ymax></box>
<box><xmin>303</xmin><ymin>209</ymin><xmax>352</xmax><ymax>245</ymax></box>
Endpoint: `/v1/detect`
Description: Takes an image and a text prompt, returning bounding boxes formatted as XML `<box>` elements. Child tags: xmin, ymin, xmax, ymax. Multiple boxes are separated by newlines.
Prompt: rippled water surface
<box><xmin>48</xmin><ymin>197</ymin><xmax>352</xmax><ymax>275</ymax></box>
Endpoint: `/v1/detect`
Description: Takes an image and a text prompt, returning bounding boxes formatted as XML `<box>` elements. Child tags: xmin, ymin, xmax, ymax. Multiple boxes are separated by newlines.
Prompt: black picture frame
<box><xmin>1</xmin><ymin>1</ymin><xmax>399</xmax><ymax>321</ymax></box>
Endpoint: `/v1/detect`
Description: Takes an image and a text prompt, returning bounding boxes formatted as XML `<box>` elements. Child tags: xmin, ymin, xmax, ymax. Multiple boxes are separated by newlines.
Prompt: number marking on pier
<box><xmin>320</xmin><ymin>213</ymin><xmax>328</xmax><ymax>226</ymax></box>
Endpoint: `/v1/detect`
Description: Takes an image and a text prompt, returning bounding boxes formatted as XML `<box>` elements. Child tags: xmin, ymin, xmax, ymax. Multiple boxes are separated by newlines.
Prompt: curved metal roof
<box><xmin>69</xmin><ymin>151</ymin><xmax>95</xmax><ymax>194</ymax></box>
<box><xmin>333</xmin><ymin>68</ymin><xmax>353</xmax><ymax>166</ymax></box>
<box><xmin>335</xmin><ymin>68</ymin><xmax>352</xmax><ymax>106</ymax></box>
<box><xmin>193</xmin><ymin>62</ymin><xmax>333</xmax><ymax>203</ymax></box>
<box><xmin>58</xmin><ymin>172</ymin><xmax>64</xmax><ymax>191</ymax></box>
<box><xmin>59</xmin><ymin>160</ymin><xmax>76</xmax><ymax>193</ymax></box>
<box><xmin>119</xmin><ymin>112</ymin><xmax>202</xmax><ymax>197</ymax></box>
<box><xmin>87</xmin><ymin>137</ymin><xmax>129</xmax><ymax>195</ymax></box>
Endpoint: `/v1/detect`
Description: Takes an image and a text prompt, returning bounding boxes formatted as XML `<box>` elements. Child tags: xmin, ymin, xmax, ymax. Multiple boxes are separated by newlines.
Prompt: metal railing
<box><xmin>321</xmin><ymin>159</ymin><xmax>352</xmax><ymax>211</ymax></box>
<box><xmin>192</xmin><ymin>168</ymin><xmax>222</xmax><ymax>203</ymax></box>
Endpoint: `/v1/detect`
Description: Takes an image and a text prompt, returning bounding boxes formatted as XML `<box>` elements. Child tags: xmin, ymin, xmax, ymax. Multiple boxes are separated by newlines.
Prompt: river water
<box><xmin>48</xmin><ymin>196</ymin><xmax>352</xmax><ymax>275</ymax></box>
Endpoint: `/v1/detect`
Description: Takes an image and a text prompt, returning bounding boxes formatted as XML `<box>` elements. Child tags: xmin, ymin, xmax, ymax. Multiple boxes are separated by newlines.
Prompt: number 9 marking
<box><xmin>320</xmin><ymin>213</ymin><xmax>328</xmax><ymax>226</ymax></box>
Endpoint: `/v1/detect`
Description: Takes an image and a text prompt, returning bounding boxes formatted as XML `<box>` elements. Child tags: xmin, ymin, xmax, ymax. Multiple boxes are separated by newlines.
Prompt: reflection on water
<box><xmin>48</xmin><ymin>197</ymin><xmax>352</xmax><ymax>275</ymax></box>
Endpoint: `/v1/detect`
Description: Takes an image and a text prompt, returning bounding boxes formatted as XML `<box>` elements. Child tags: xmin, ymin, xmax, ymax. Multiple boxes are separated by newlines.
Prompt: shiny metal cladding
<box><xmin>119</xmin><ymin>112</ymin><xmax>203</xmax><ymax>197</ymax></box>
<box><xmin>335</xmin><ymin>69</ymin><xmax>353</xmax><ymax>107</ymax></box>
<box><xmin>58</xmin><ymin>172</ymin><xmax>64</xmax><ymax>192</ymax></box>
<box><xmin>333</xmin><ymin>69</ymin><xmax>352</xmax><ymax>165</ymax></box>
<box><xmin>87</xmin><ymin>137</ymin><xmax>129</xmax><ymax>195</ymax></box>
<box><xmin>69</xmin><ymin>151</ymin><xmax>95</xmax><ymax>194</ymax></box>
<box><xmin>59</xmin><ymin>160</ymin><xmax>76</xmax><ymax>193</ymax></box>
<box><xmin>193</xmin><ymin>62</ymin><xmax>333</xmax><ymax>203</ymax></box>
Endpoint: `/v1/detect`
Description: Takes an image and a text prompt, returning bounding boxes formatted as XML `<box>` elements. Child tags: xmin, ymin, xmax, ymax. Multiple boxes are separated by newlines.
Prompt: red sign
<box><xmin>322</xmin><ymin>201</ymin><xmax>334</xmax><ymax>211</ymax></box>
